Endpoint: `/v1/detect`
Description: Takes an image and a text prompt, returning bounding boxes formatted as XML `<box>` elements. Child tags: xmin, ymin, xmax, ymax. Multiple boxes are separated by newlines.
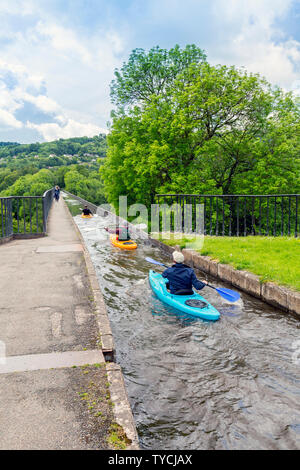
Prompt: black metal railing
<box><xmin>0</xmin><ymin>198</ymin><xmax>13</xmax><ymax>239</ymax></box>
<box><xmin>0</xmin><ymin>188</ymin><xmax>54</xmax><ymax>242</ymax></box>
<box><xmin>155</xmin><ymin>194</ymin><xmax>299</xmax><ymax>237</ymax></box>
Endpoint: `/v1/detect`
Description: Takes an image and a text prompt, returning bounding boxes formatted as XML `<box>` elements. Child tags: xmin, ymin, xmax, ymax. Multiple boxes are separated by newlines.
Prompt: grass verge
<box><xmin>160</xmin><ymin>235</ymin><xmax>300</xmax><ymax>292</ymax></box>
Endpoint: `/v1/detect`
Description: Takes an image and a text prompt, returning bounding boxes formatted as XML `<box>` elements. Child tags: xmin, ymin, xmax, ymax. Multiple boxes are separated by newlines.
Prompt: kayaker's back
<box><xmin>162</xmin><ymin>263</ymin><xmax>206</xmax><ymax>294</ymax></box>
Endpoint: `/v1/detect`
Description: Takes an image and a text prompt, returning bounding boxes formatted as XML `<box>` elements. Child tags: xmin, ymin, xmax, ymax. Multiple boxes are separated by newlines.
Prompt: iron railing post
<box><xmin>0</xmin><ymin>187</ymin><xmax>54</xmax><ymax>242</ymax></box>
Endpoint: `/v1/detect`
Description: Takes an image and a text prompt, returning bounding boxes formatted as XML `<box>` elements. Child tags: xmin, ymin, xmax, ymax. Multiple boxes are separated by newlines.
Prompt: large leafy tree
<box><xmin>110</xmin><ymin>44</ymin><xmax>207</xmax><ymax>107</ymax></box>
<box><xmin>231</xmin><ymin>96</ymin><xmax>300</xmax><ymax>194</ymax></box>
<box><xmin>103</xmin><ymin>54</ymin><xmax>299</xmax><ymax>209</ymax></box>
<box><xmin>64</xmin><ymin>167</ymin><xmax>106</xmax><ymax>205</ymax></box>
<box><xmin>161</xmin><ymin>63</ymin><xmax>274</xmax><ymax>193</ymax></box>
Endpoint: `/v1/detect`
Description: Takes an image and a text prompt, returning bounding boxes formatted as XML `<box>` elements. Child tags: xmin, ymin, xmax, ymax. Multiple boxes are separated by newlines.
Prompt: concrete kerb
<box><xmin>231</xmin><ymin>269</ymin><xmax>249</xmax><ymax>291</ymax></box>
<box><xmin>192</xmin><ymin>253</ymin><xmax>211</xmax><ymax>273</ymax></box>
<box><xmin>63</xmin><ymin>190</ymin><xmax>98</xmax><ymax>214</ymax></box>
<box><xmin>244</xmin><ymin>272</ymin><xmax>261</xmax><ymax>299</ymax></box>
<box><xmin>153</xmin><ymin>240</ymin><xmax>300</xmax><ymax>317</ymax></box>
<box><xmin>209</xmin><ymin>259</ymin><xmax>219</xmax><ymax>278</ymax></box>
<box><xmin>287</xmin><ymin>290</ymin><xmax>300</xmax><ymax>315</ymax></box>
<box><xmin>63</xmin><ymin>203</ymin><xmax>115</xmax><ymax>361</ymax></box>
<box><xmin>181</xmin><ymin>248</ymin><xmax>194</xmax><ymax>266</ymax></box>
<box><xmin>261</xmin><ymin>282</ymin><xmax>289</xmax><ymax>311</ymax></box>
<box><xmin>62</xmin><ymin>198</ymin><xmax>140</xmax><ymax>449</ymax></box>
<box><xmin>149</xmin><ymin>237</ymin><xmax>176</xmax><ymax>256</ymax></box>
<box><xmin>107</xmin><ymin>363</ymin><xmax>140</xmax><ymax>450</ymax></box>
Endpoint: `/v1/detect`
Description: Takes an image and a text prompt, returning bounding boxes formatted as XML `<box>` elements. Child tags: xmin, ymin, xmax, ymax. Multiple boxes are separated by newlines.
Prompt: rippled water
<box><xmin>73</xmin><ymin>208</ymin><xmax>300</xmax><ymax>450</ymax></box>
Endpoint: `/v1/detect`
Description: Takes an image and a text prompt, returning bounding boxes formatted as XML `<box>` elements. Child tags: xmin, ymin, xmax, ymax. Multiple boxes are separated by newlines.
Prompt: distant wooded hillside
<box><xmin>0</xmin><ymin>134</ymin><xmax>107</xmax><ymax>206</ymax></box>
<box><xmin>0</xmin><ymin>134</ymin><xmax>107</xmax><ymax>170</ymax></box>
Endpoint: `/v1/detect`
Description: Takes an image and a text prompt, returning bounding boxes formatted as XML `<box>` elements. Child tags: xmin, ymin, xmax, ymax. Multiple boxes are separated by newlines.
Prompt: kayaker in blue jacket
<box><xmin>162</xmin><ymin>251</ymin><xmax>208</xmax><ymax>295</ymax></box>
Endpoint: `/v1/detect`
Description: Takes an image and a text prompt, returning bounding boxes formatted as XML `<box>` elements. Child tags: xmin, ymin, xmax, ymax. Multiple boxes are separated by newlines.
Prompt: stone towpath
<box><xmin>0</xmin><ymin>197</ymin><xmax>127</xmax><ymax>449</ymax></box>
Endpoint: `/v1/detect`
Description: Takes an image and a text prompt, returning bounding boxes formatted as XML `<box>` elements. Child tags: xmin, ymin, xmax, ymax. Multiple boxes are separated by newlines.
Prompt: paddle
<box><xmin>145</xmin><ymin>257</ymin><xmax>240</xmax><ymax>303</ymax></box>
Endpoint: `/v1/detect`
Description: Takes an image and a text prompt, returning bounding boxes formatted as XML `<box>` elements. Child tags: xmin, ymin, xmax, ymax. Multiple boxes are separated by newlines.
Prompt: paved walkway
<box><xmin>0</xmin><ymin>198</ymin><xmax>115</xmax><ymax>449</ymax></box>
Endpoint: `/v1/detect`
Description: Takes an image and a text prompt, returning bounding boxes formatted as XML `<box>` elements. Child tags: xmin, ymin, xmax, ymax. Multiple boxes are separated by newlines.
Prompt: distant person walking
<box><xmin>54</xmin><ymin>185</ymin><xmax>60</xmax><ymax>202</ymax></box>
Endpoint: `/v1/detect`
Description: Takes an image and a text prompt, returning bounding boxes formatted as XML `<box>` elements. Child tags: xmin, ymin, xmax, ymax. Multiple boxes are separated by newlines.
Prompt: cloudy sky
<box><xmin>0</xmin><ymin>0</ymin><xmax>299</xmax><ymax>143</ymax></box>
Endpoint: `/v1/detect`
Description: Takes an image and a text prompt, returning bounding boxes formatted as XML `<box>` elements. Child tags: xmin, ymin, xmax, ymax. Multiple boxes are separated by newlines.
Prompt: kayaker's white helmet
<box><xmin>173</xmin><ymin>251</ymin><xmax>184</xmax><ymax>263</ymax></box>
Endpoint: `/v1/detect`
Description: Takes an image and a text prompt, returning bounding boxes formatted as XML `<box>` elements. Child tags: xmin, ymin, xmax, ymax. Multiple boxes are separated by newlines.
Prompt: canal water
<box><xmin>67</xmin><ymin>196</ymin><xmax>300</xmax><ymax>450</ymax></box>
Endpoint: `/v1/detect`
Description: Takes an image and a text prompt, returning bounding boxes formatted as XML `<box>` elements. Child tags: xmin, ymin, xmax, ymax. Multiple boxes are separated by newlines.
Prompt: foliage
<box><xmin>110</xmin><ymin>44</ymin><xmax>207</xmax><ymax>107</ymax></box>
<box><xmin>161</xmin><ymin>235</ymin><xmax>300</xmax><ymax>291</ymax></box>
<box><xmin>102</xmin><ymin>48</ymin><xmax>300</xmax><ymax>211</ymax></box>
<box><xmin>0</xmin><ymin>135</ymin><xmax>107</xmax><ymax>205</ymax></box>
<box><xmin>0</xmin><ymin>169</ymin><xmax>55</xmax><ymax>197</ymax></box>
<box><xmin>0</xmin><ymin>134</ymin><xmax>107</xmax><ymax>171</ymax></box>
<box><xmin>64</xmin><ymin>165</ymin><xmax>106</xmax><ymax>205</ymax></box>
<box><xmin>200</xmin><ymin>236</ymin><xmax>300</xmax><ymax>291</ymax></box>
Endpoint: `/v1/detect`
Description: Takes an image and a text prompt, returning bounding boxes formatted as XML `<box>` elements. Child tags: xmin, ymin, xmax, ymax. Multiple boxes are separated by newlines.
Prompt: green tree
<box><xmin>110</xmin><ymin>44</ymin><xmax>206</xmax><ymax>107</ymax></box>
<box><xmin>102</xmin><ymin>55</ymin><xmax>300</xmax><ymax>210</ymax></box>
<box><xmin>0</xmin><ymin>169</ymin><xmax>54</xmax><ymax>197</ymax></box>
<box><xmin>64</xmin><ymin>168</ymin><xmax>106</xmax><ymax>205</ymax></box>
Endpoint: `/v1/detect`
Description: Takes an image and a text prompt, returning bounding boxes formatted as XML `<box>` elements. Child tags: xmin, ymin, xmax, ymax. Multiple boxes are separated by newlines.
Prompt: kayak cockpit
<box><xmin>149</xmin><ymin>270</ymin><xmax>220</xmax><ymax>321</ymax></box>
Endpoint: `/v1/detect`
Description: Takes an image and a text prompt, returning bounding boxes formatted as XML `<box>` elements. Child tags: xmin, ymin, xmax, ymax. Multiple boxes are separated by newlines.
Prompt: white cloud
<box><xmin>211</xmin><ymin>0</ymin><xmax>292</xmax><ymax>25</ymax></box>
<box><xmin>291</xmin><ymin>79</ymin><xmax>300</xmax><ymax>97</ymax></box>
<box><xmin>35</xmin><ymin>22</ymin><xmax>94</xmax><ymax>65</ymax></box>
<box><xmin>209</xmin><ymin>0</ymin><xmax>300</xmax><ymax>89</ymax></box>
<box><xmin>27</xmin><ymin>119</ymin><xmax>106</xmax><ymax>141</ymax></box>
<box><xmin>0</xmin><ymin>59</ymin><xmax>59</xmax><ymax>118</ymax></box>
<box><xmin>21</xmin><ymin>92</ymin><xmax>60</xmax><ymax>114</ymax></box>
<box><xmin>0</xmin><ymin>0</ymin><xmax>299</xmax><ymax>143</ymax></box>
<box><xmin>0</xmin><ymin>109</ymin><xmax>22</xmax><ymax>129</ymax></box>
<box><xmin>0</xmin><ymin>58</ymin><xmax>108</xmax><ymax>140</ymax></box>
<box><xmin>0</xmin><ymin>87</ymin><xmax>21</xmax><ymax>114</ymax></box>
<box><xmin>0</xmin><ymin>0</ymin><xmax>27</xmax><ymax>15</ymax></box>
<box><xmin>0</xmin><ymin>7</ymin><xmax>127</xmax><ymax>142</ymax></box>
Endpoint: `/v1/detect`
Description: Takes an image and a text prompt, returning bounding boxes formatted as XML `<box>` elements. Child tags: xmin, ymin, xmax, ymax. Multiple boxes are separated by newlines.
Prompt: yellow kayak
<box><xmin>81</xmin><ymin>214</ymin><xmax>93</xmax><ymax>219</ymax></box>
<box><xmin>109</xmin><ymin>234</ymin><xmax>137</xmax><ymax>250</ymax></box>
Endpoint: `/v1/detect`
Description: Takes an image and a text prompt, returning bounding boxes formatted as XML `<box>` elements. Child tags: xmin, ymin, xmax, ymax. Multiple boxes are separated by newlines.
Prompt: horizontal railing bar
<box><xmin>0</xmin><ymin>196</ymin><xmax>43</xmax><ymax>199</ymax></box>
<box><xmin>42</xmin><ymin>189</ymin><xmax>51</xmax><ymax>198</ymax></box>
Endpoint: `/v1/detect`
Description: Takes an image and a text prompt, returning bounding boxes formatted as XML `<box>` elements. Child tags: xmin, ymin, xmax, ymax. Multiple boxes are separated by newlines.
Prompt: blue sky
<box><xmin>0</xmin><ymin>0</ymin><xmax>299</xmax><ymax>143</ymax></box>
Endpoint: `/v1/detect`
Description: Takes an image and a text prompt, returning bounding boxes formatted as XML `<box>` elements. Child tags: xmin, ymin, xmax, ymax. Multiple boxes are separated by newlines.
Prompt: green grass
<box><xmin>107</xmin><ymin>423</ymin><xmax>131</xmax><ymax>450</ymax></box>
<box><xmin>155</xmin><ymin>232</ymin><xmax>202</xmax><ymax>250</ymax></box>
<box><xmin>161</xmin><ymin>235</ymin><xmax>300</xmax><ymax>292</ymax></box>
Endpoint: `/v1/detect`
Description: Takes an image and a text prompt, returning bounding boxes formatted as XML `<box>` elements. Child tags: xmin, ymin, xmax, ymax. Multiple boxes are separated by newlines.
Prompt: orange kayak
<box><xmin>81</xmin><ymin>214</ymin><xmax>93</xmax><ymax>219</ymax></box>
<box><xmin>109</xmin><ymin>234</ymin><xmax>137</xmax><ymax>250</ymax></box>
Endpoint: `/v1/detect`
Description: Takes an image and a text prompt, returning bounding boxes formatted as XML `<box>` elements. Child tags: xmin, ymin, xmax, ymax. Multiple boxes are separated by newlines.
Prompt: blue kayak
<box><xmin>149</xmin><ymin>270</ymin><xmax>220</xmax><ymax>321</ymax></box>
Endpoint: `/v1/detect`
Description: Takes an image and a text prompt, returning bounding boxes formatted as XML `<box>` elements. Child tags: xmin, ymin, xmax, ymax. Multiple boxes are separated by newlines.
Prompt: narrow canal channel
<box><xmin>66</xmin><ymin>196</ymin><xmax>300</xmax><ymax>450</ymax></box>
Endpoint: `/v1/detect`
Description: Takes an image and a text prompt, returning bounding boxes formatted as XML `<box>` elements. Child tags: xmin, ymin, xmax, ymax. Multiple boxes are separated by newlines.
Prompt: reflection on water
<box><xmin>74</xmin><ymin>209</ymin><xmax>300</xmax><ymax>450</ymax></box>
